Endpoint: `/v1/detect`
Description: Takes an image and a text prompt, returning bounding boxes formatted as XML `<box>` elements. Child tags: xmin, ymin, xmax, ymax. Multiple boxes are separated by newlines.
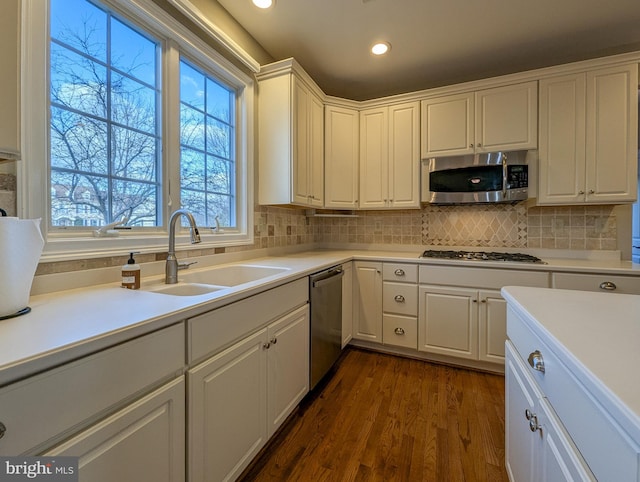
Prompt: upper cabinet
<box><xmin>258</xmin><ymin>60</ymin><xmax>324</xmax><ymax>207</ymax></box>
<box><xmin>0</xmin><ymin>0</ymin><xmax>21</xmax><ymax>161</ymax></box>
<box><xmin>324</xmin><ymin>104</ymin><xmax>359</xmax><ymax>209</ymax></box>
<box><xmin>420</xmin><ymin>81</ymin><xmax>538</xmax><ymax>158</ymax></box>
<box><xmin>538</xmin><ymin>64</ymin><xmax>638</xmax><ymax>205</ymax></box>
<box><xmin>359</xmin><ymin>102</ymin><xmax>420</xmax><ymax>209</ymax></box>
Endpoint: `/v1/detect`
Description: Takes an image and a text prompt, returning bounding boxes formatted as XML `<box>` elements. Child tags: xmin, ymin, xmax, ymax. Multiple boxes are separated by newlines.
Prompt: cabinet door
<box><xmin>353</xmin><ymin>261</ymin><xmax>383</xmax><ymax>342</ymax></box>
<box><xmin>309</xmin><ymin>93</ymin><xmax>325</xmax><ymax>207</ymax></box>
<box><xmin>267</xmin><ymin>305</ymin><xmax>310</xmax><ymax>438</ymax></box>
<box><xmin>388</xmin><ymin>102</ymin><xmax>420</xmax><ymax>208</ymax></box>
<box><xmin>292</xmin><ymin>79</ymin><xmax>311</xmax><ymax>205</ymax></box>
<box><xmin>420</xmin><ymin>93</ymin><xmax>474</xmax><ymax>157</ymax></box>
<box><xmin>478</xmin><ymin>289</ymin><xmax>506</xmax><ymax>363</ymax></box>
<box><xmin>505</xmin><ymin>342</ymin><xmax>540</xmax><ymax>482</ymax></box>
<box><xmin>585</xmin><ymin>64</ymin><xmax>638</xmax><ymax>203</ymax></box>
<box><xmin>325</xmin><ymin>106</ymin><xmax>359</xmax><ymax>208</ymax></box>
<box><xmin>359</xmin><ymin>107</ymin><xmax>389</xmax><ymax>208</ymax></box>
<box><xmin>0</xmin><ymin>0</ymin><xmax>20</xmax><ymax>160</ymax></box>
<box><xmin>538</xmin><ymin>73</ymin><xmax>587</xmax><ymax>204</ymax></box>
<box><xmin>341</xmin><ymin>262</ymin><xmax>354</xmax><ymax>347</ymax></box>
<box><xmin>46</xmin><ymin>378</ymin><xmax>185</xmax><ymax>482</ymax></box>
<box><xmin>188</xmin><ymin>329</ymin><xmax>268</xmax><ymax>482</ymax></box>
<box><xmin>418</xmin><ymin>285</ymin><xmax>478</xmax><ymax>359</ymax></box>
<box><xmin>475</xmin><ymin>81</ymin><xmax>538</xmax><ymax>152</ymax></box>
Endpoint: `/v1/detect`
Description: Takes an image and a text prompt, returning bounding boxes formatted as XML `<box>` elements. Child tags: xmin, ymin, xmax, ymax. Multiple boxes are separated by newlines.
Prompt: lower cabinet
<box><xmin>352</xmin><ymin>261</ymin><xmax>383</xmax><ymax>342</ymax></box>
<box><xmin>505</xmin><ymin>342</ymin><xmax>594</xmax><ymax>481</ymax></box>
<box><xmin>46</xmin><ymin>378</ymin><xmax>186</xmax><ymax>482</ymax></box>
<box><xmin>341</xmin><ymin>261</ymin><xmax>353</xmax><ymax>348</ymax></box>
<box><xmin>188</xmin><ymin>305</ymin><xmax>309</xmax><ymax>482</ymax></box>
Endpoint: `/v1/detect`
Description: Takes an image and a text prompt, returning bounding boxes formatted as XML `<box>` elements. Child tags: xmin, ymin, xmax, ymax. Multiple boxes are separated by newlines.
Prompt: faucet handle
<box><xmin>178</xmin><ymin>261</ymin><xmax>197</xmax><ymax>270</ymax></box>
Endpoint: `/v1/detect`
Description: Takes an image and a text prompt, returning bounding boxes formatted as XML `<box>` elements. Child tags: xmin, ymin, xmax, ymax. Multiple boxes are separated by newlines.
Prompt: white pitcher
<box><xmin>0</xmin><ymin>218</ymin><xmax>44</xmax><ymax>318</ymax></box>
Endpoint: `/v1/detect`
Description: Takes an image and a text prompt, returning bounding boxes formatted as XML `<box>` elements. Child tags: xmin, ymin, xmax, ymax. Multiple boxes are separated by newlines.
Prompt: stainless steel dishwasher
<box><xmin>309</xmin><ymin>265</ymin><xmax>343</xmax><ymax>390</ymax></box>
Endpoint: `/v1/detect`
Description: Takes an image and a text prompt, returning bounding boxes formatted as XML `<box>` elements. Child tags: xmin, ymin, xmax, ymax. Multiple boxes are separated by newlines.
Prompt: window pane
<box><xmin>181</xmin><ymin>148</ymin><xmax>206</xmax><ymax>191</ymax></box>
<box><xmin>207</xmin><ymin>156</ymin><xmax>232</xmax><ymax>194</ymax></box>
<box><xmin>207</xmin><ymin>117</ymin><xmax>232</xmax><ymax>159</ymax></box>
<box><xmin>50</xmin><ymin>171</ymin><xmax>108</xmax><ymax>227</ymax></box>
<box><xmin>112</xmin><ymin>180</ymin><xmax>158</xmax><ymax>226</ymax></box>
<box><xmin>180</xmin><ymin>104</ymin><xmax>205</xmax><ymax>150</ymax></box>
<box><xmin>50</xmin><ymin>107</ymin><xmax>108</xmax><ymax>174</ymax></box>
<box><xmin>111</xmin><ymin>126</ymin><xmax>157</xmax><ymax>181</ymax></box>
<box><xmin>111</xmin><ymin>18</ymin><xmax>157</xmax><ymax>86</ymax></box>
<box><xmin>50</xmin><ymin>0</ymin><xmax>107</xmax><ymax>62</ymax></box>
<box><xmin>111</xmin><ymin>73</ymin><xmax>156</xmax><ymax>133</ymax></box>
<box><xmin>180</xmin><ymin>189</ymin><xmax>206</xmax><ymax>226</ymax></box>
<box><xmin>51</xmin><ymin>43</ymin><xmax>107</xmax><ymax>119</ymax></box>
<box><xmin>206</xmin><ymin>78</ymin><xmax>231</xmax><ymax>123</ymax></box>
<box><xmin>180</xmin><ymin>62</ymin><xmax>205</xmax><ymax>110</ymax></box>
<box><xmin>207</xmin><ymin>193</ymin><xmax>232</xmax><ymax>226</ymax></box>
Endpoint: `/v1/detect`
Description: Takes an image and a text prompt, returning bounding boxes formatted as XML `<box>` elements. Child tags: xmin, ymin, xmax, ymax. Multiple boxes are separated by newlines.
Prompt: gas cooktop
<box><xmin>420</xmin><ymin>250</ymin><xmax>546</xmax><ymax>264</ymax></box>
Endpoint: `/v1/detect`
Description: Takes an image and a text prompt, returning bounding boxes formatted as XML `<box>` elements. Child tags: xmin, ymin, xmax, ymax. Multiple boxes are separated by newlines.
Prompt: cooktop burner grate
<box><xmin>420</xmin><ymin>250</ymin><xmax>546</xmax><ymax>264</ymax></box>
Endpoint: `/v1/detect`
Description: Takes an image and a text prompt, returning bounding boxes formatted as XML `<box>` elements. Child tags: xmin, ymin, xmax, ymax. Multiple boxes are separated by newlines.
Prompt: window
<box><xmin>22</xmin><ymin>0</ymin><xmax>254</xmax><ymax>260</ymax></box>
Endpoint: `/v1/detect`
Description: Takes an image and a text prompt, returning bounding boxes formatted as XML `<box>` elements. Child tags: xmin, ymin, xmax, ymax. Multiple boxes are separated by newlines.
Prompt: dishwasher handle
<box><xmin>312</xmin><ymin>268</ymin><xmax>344</xmax><ymax>288</ymax></box>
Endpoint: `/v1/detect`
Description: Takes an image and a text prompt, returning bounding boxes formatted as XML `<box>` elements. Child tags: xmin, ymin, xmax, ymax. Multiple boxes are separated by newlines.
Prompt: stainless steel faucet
<box><xmin>165</xmin><ymin>209</ymin><xmax>201</xmax><ymax>284</ymax></box>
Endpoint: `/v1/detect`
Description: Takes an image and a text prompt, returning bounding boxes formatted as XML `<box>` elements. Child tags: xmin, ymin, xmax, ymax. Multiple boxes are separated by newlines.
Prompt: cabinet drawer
<box><xmin>188</xmin><ymin>278</ymin><xmax>308</xmax><ymax>364</ymax></box>
<box><xmin>383</xmin><ymin>282</ymin><xmax>417</xmax><ymax>316</ymax></box>
<box><xmin>420</xmin><ymin>265</ymin><xmax>549</xmax><ymax>289</ymax></box>
<box><xmin>507</xmin><ymin>307</ymin><xmax>640</xmax><ymax>482</ymax></box>
<box><xmin>552</xmin><ymin>272</ymin><xmax>640</xmax><ymax>294</ymax></box>
<box><xmin>0</xmin><ymin>323</ymin><xmax>184</xmax><ymax>455</ymax></box>
<box><xmin>383</xmin><ymin>315</ymin><xmax>418</xmax><ymax>349</ymax></box>
<box><xmin>383</xmin><ymin>263</ymin><xmax>418</xmax><ymax>283</ymax></box>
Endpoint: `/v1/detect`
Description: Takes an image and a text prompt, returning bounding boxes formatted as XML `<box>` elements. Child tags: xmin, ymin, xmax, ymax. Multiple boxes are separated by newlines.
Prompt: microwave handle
<box><xmin>502</xmin><ymin>154</ymin><xmax>508</xmax><ymax>198</ymax></box>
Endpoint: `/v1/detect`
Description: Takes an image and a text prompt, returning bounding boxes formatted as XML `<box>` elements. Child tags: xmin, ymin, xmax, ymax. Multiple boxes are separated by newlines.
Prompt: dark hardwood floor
<box><xmin>239</xmin><ymin>347</ymin><xmax>508</xmax><ymax>482</ymax></box>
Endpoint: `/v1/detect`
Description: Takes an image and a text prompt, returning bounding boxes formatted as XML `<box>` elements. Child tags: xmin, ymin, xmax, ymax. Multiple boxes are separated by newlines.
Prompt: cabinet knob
<box><xmin>263</xmin><ymin>342</ymin><xmax>271</xmax><ymax>349</ymax></box>
<box><xmin>472</xmin><ymin>299</ymin><xmax>478</xmax><ymax>303</ymax></box>
<box><xmin>588</xmin><ymin>189</ymin><xmax>595</xmax><ymax>194</ymax></box>
<box><xmin>394</xmin><ymin>269</ymin><xmax>405</xmax><ymax>276</ymax></box>
<box><xmin>469</xmin><ymin>143</ymin><xmax>474</xmax><ymax>148</ymax></box>
<box><xmin>0</xmin><ymin>422</ymin><xmax>5</xmax><ymax>439</ymax></box>
<box><xmin>270</xmin><ymin>337</ymin><xmax>278</xmax><ymax>345</ymax></box>
<box><xmin>599</xmin><ymin>281</ymin><xmax>617</xmax><ymax>291</ymax></box>
<box><xmin>529</xmin><ymin>415</ymin><xmax>540</xmax><ymax>432</ymax></box>
<box><xmin>578</xmin><ymin>190</ymin><xmax>585</xmax><ymax>195</ymax></box>
<box><xmin>527</xmin><ymin>350</ymin><xmax>545</xmax><ymax>373</ymax></box>
<box><xmin>481</xmin><ymin>299</ymin><xmax>487</xmax><ymax>303</ymax></box>
<box><xmin>394</xmin><ymin>327</ymin><xmax>405</xmax><ymax>335</ymax></box>
<box><xmin>394</xmin><ymin>295</ymin><xmax>405</xmax><ymax>303</ymax></box>
<box><xmin>477</xmin><ymin>143</ymin><xmax>482</xmax><ymax>147</ymax></box>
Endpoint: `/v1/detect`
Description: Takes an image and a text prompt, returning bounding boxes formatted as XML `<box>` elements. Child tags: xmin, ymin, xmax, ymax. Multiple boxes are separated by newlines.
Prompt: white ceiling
<box><xmin>216</xmin><ymin>0</ymin><xmax>640</xmax><ymax>101</ymax></box>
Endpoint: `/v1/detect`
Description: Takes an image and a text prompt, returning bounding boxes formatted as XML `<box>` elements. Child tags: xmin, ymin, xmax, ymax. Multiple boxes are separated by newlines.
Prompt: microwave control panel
<box><xmin>507</xmin><ymin>165</ymin><xmax>528</xmax><ymax>189</ymax></box>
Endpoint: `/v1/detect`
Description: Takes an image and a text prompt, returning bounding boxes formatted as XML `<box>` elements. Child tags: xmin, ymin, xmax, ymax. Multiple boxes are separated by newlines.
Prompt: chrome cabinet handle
<box><xmin>524</xmin><ymin>409</ymin><xmax>540</xmax><ymax>432</ymax></box>
<box><xmin>0</xmin><ymin>422</ymin><xmax>5</xmax><ymax>439</ymax></box>
<box><xmin>394</xmin><ymin>269</ymin><xmax>405</xmax><ymax>276</ymax></box>
<box><xmin>394</xmin><ymin>295</ymin><xmax>405</xmax><ymax>303</ymax></box>
<box><xmin>599</xmin><ymin>281</ymin><xmax>617</xmax><ymax>291</ymax></box>
<box><xmin>394</xmin><ymin>327</ymin><xmax>405</xmax><ymax>335</ymax></box>
<box><xmin>527</xmin><ymin>350</ymin><xmax>545</xmax><ymax>373</ymax></box>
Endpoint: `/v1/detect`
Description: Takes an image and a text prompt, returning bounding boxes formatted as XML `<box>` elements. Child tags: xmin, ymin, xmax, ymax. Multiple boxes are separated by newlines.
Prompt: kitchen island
<box><xmin>502</xmin><ymin>285</ymin><xmax>640</xmax><ymax>481</ymax></box>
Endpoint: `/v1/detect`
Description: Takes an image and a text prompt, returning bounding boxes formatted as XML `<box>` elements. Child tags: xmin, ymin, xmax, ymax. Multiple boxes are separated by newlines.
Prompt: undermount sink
<box><xmin>146</xmin><ymin>282</ymin><xmax>223</xmax><ymax>297</ymax></box>
<box><xmin>179</xmin><ymin>264</ymin><xmax>290</xmax><ymax>287</ymax></box>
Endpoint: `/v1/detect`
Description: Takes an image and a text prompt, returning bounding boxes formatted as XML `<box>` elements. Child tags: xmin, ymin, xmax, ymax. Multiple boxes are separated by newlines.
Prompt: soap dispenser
<box><xmin>122</xmin><ymin>252</ymin><xmax>141</xmax><ymax>290</ymax></box>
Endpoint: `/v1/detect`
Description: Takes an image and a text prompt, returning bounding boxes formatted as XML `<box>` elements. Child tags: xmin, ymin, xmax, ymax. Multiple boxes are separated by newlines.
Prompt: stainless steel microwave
<box><xmin>421</xmin><ymin>150</ymin><xmax>530</xmax><ymax>204</ymax></box>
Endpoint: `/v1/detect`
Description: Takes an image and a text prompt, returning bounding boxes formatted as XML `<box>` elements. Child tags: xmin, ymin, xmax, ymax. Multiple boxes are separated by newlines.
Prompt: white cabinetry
<box><xmin>420</xmin><ymin>81</ymin><xmax>537</xmax><ymax>158</ymax></box>
<box><xmin>382</xmin><ymin>263</ymin><xmax>418</xmax><ymax>349</ymax></box>
<box><xmin>341</xmin><ymin>261</ymin><xmax>353</xmax><ymax>347</ymax></box>
<box><xmin>418</xmin><ymin>265</ymin><xmax>548</xmax><ymax>368</ymax></box>
<box><xmin>352</xmin><ymin>261</ymin><xmax>383</xmax><ymax>342</ymax></box>
<box><xmin>187</xmin><ymin>279</ymin><xmax>309</xmax><ymax>482</ymax></box>
<box><xmin>359</xmin><ymin>102</ymin><xmax>420</xmax><ymax>209</ymax></box>
<box><xmin>0</xmin><ymin>0</ymin><xmax>20</xmax><ymax>160</ymax></box>
<box><xmin>505</xmin><ymin>342</ymin><xmax>594</xmax><ymax>482</ymax></box>
<box><xmin>552</xmin><ymin>271</ymin><xmax>640</xmax><ymax>294</ymax></box>
<box><xmin>258</xmin><ymin>59</ymin><xmax>324</xmax><ymax>207</ymax></box>
<box><xmin>325</xmin><ymin>104</ymin><xmax>359</xmax><ymax>209</ymax></box>
<box><xmin>46</xmin><ymin>378</ymin><xmax>185</xmax><ymax>482</ymax></box>
<box><xmin>538</xmin><ymin>64</ymin><xmax>638</xmax><ymax>204</ymax></box>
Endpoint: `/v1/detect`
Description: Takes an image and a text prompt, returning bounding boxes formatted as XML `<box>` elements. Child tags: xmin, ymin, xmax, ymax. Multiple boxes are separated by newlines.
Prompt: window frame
<box><xmin>20</xmin><ymin>0</ymin><xmax>254</xmax><ymax>262</ymax></box>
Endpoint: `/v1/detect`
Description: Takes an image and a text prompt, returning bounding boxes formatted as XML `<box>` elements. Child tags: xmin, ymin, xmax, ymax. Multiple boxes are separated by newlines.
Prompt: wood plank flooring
<box><xmin>239</xmin><ymin>347</ymin><xmax>508</xmax><ymax>482</ymax></box>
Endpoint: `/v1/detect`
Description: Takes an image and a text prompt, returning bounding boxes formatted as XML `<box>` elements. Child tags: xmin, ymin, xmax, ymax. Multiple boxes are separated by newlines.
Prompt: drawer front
<box><xmin>383</xmin><ymin>314</ymin><xmax>418</xmax><ymax>349</ymax></box>
<box><xmin>507</xmin><ymin>307</ymin><xmax>640</xmax><ymax>482</ymax></box>
<box><xmin>419</xmin><ymin>265</ymin><xmax>549</xmax><ymax>289</ymax></box>
<box><xmin>189</xmin><ymin>278</ymin><xmax>308</xmax><ymax>364</ymax></box>
<box><xmin>552</xmin><ymin>272</ymin><xmax>640</xmax><ymax>295</ymax></box>
<box><xmin>383</xmin><ymin>282</ymin><xmax>418</xmax><ymax>316</ymax></box>
<box><xmin>0</xmin><ymin>323</ymin><xmax>184</xmax><ymax>455</ymax></box>
<box><xmin>383</xmin><ymin>263</ymin><xmax>418</xmax><ymax>283</ymax></box>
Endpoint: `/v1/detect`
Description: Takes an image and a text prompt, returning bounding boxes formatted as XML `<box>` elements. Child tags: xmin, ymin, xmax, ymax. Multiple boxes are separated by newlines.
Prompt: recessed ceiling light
<box><xmin>252</xmin><ymin>0</ymin><xmax>274</xmax><ymax>8</ymax></box>
<box><xmin>371</xmin><ymin>42</ymin><xmax>391</xmax><ymax>56</ymax></box>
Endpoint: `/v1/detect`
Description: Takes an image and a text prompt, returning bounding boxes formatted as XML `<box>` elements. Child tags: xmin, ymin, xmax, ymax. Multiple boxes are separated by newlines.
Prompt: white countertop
<box><xmin>501</xmin><ymin>285</ymin><xmax>640</xmax><ymax>442</ymax></box>
<box><xmin>2</xmin><ymin>247</ymin><xmax>639</xmax><ymax>387</ymax></box>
